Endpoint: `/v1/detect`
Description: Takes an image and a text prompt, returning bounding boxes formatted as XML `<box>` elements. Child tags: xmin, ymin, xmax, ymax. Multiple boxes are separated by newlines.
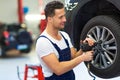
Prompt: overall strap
<box><xmin>60</xmin><ymin>32</ymin><xmax>69</xmax><ymax>48</ymax></box>
<box><xmin>38</xmin><ymin>35</ymin><xmax>61</xmax><ymax>53</ymax></box>
<box><xmin>38</xmin><ymin>35</ymin><xmax>55</xmax><ymax>45</ymax></box>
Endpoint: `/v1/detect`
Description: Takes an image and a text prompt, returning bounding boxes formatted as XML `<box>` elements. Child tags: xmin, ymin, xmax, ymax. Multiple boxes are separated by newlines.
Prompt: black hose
<box><xmin>87</xmin><ymin>63</ymin><xmax>96</xmax><ymax>80</ymax></box>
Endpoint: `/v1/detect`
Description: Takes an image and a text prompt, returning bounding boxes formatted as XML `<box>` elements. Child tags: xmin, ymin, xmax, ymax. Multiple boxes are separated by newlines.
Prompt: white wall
<box><xmin>0</xmin><ymin>0</ymin><xmax>64</xmax><ymax>24</ymax></box>
<box><xmin>0</xmin><ymin>0</ymin><xmax>18</xmax><ymax>23</ymax></box>
<box><xmin>0</xmin><ymin>0</ymin><xmax>40</xmax><ymax>23</ymax></box>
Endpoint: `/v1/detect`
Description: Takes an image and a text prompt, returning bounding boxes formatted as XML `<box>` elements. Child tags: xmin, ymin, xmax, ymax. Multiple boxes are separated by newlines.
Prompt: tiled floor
<box><xmin>0</xmin><ymin>47</ymin><xmax>120</xmax><ymax>80</ymax></box>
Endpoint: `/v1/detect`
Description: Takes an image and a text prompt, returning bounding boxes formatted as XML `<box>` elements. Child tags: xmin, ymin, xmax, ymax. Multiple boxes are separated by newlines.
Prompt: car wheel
<box><xmin>80</xmin><ymin>15</ymin><xmax>120</xmax><ymax>78</ymax></box>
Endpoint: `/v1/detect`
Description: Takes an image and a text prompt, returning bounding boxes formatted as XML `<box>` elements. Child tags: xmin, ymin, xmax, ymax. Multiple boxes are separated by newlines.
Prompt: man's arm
<box><xmin>70</xmin><ymin>47</ymin><xmax>83</xmax><ymax>59</ymax></box>
<box><xmin>41</xmin><ymin>50</ymin><xmax>93</xmax><ymax>75</ymax></box>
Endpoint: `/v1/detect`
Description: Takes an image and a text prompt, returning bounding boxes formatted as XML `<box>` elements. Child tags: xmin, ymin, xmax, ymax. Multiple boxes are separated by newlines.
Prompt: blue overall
<box><xmin>39</xmin><ymin>33</ymin><xmax>75</xmax><ymax>80</ymax></box>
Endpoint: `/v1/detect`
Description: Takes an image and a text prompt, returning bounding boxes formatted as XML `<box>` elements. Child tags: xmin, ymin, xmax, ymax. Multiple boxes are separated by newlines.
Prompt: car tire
<box><xmin>80</xmin><ymin>15</ymin><xmax>120</xmax><ymax>78</ymax></box>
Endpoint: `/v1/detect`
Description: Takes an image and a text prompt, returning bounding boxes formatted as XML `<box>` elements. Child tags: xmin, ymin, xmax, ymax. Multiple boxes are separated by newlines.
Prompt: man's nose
<box><xmin>63</xmin><ymin>17</ymin><xmax>66</xmax><ymax>22</ymax></box>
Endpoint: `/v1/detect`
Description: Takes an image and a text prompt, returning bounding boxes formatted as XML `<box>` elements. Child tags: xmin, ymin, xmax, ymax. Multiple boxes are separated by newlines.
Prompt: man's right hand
<box><xmin>81</xmin><ymin>51</ymin><xmax>94</xmax><ymax>61</ymax></box>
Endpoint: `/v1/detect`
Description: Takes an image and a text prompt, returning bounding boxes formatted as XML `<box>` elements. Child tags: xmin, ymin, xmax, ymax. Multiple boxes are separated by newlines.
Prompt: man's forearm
<box><xmin>71</xmin><ymin>47</ymin><xmax>83</xmax><ymax>59</ymax></box>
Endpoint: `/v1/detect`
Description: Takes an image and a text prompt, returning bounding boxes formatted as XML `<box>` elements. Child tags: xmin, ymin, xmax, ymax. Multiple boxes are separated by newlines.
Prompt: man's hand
<box><xmin>83</xmin><ymin>38</ymin><xmax>94</xmax><ymax>46</ymax></box>
<box><xmin>81</xmin><ymin>51</ymin><xmax>94</xmax><ymax>61</ymax></box>
<box><xmin>80</xmin><ymin>38</ymin><xmax>95</xmax><ymax>52</ymax></box>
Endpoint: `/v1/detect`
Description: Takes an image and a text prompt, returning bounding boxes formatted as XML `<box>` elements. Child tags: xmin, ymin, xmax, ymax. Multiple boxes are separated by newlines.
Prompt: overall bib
<box><xmin>40</xmin><ymin>33</ymin><xmax>75</xmax><ymax>80</ymax></box>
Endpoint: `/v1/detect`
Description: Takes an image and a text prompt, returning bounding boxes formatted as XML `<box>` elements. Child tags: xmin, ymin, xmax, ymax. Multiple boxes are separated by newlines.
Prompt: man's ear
<box><xmin>47</xmin><ymin>16</ymin><xmax>53</xmax><ymax>23</ymax></box>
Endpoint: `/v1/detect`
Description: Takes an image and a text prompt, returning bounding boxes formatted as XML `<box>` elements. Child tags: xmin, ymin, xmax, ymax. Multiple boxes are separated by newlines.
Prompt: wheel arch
<box><xmin>107</xmin><ymin>0</ymin><xmax>120</xmax><ymax>11</ymax></box>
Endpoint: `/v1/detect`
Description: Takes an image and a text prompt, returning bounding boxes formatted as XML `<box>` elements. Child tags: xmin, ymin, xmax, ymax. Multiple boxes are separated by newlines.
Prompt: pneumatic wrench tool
<box><xmin>80</xmin><ymin>41</ymin><xmax>96</xmax><ymax>80</ymax></box>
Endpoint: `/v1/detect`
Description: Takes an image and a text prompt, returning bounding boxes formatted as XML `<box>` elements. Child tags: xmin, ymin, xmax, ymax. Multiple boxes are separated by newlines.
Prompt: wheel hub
<box><xmin>94</xmin><ymin>40</ymin><xmax>104</xmax><ymax>53</ymax></box>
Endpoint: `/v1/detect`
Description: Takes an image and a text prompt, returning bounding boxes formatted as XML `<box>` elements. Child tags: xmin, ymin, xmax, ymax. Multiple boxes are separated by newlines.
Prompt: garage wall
<box><xmin>0</xmin><ymin>0</ymin><xmax>65</xmax><ymax>39</ymax></box>
<box><xmin>0</xmin><ymin>0</ymin><xmax>65</xmax><ymax>24</ymax></box>
<box><xmin>0</xmin><ymin>0</ymin><xmax>18</xmax><ymax>23</ymax></box>
<box><xmin>0</xmin><ymin>0</ymin><xmax>39</xmax><ymax>23</ymax></box>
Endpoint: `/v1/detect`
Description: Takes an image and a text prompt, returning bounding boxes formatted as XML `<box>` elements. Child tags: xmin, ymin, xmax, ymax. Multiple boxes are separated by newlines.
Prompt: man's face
<box><xmin>51</xmin><ymin>8</ymin><xmax>66</xmax><ymax>30</ymax></box>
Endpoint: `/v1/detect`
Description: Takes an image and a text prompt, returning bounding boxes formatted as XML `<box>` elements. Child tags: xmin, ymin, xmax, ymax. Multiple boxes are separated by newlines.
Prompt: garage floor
<box><xmin>0</xmin><ymin>45</ymin><xmax>120</xmax><ymax>80</ymax></box>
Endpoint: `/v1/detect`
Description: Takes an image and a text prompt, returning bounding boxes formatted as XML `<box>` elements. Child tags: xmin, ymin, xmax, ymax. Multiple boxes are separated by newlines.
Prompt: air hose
<box><xmin>87</xmin><ymin>63</ymin><xmax>96</xmax><ymax>80</ymax></box>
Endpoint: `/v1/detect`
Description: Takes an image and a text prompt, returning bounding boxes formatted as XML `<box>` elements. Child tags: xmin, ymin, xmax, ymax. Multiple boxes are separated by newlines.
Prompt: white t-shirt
<box><xmin>35</xmin><ymin>30</ymin><xmax>73</xmax><ymax>77</ymax></box>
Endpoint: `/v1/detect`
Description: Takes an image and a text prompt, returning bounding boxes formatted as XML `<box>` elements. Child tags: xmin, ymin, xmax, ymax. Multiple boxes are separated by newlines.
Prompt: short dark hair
<box><xmin>44</xmin><ymin>1</ymin><xmax>64</xmax><ymax>19</ymax></box>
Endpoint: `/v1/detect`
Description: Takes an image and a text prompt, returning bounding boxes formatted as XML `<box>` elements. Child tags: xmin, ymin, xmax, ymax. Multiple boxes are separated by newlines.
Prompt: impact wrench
<box><xmin>80</xmin><ymin>41</ymin><xmax>96</xmax><ymax>80</ymax></box>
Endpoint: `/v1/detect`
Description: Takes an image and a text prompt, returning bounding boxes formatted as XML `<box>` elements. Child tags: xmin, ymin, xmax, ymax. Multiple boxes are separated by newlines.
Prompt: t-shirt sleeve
<box><xmin>36</xmin><ymin>37</ymin><xmax>55</xmax><ymax>58</ymax></box>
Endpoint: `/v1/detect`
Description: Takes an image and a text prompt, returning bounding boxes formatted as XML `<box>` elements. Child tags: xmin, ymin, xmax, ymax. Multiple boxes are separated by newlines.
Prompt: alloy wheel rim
<box><xmin>87</xmin><ymin>26</ymin><xmax>117</xmax><ymax>69</ymax></box>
